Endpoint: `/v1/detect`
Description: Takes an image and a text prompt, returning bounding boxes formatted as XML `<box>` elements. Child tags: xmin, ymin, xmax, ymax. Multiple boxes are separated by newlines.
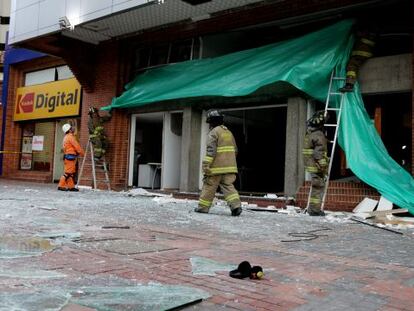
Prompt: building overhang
<box><xmin>10</xmin><ymin>0</ymin><xmax>386</xmax><ymax>57</ymax></box>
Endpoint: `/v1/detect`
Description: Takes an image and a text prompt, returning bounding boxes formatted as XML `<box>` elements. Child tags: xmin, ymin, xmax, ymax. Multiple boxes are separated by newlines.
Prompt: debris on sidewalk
<box><xmin>351</xmin><ymin>196</ymin><xmax>413</xmax><ymax>231</ymax></box>
<box><xmin>376</xmin><ymin>196</ymin><xmax>393</xmax><ymax>211</ymax></box>
<box><xmin>36</xmin><ymin>206</ymin><xmax>58</xmax><ymax>211</ymax></box>
<box><xmin>152</xmin><ymin>196</ymin><xmax>196</xmax><ymax>205</ymax></box>
<box><xmin>350</xmin><ymin>217</ymin><xmax>403</xmax><ymax>235</ymax></box>
<box><xmin>281</xmin><ymin>227</ymin><xmax>332</xmax><ymax>242</ymax></box>
<box><xmin>353</xmin><ymin>197</ymin><xmax>378</xmax><ymax>217</ymax></box>
<box><xmin>69</xmin><ymin>283</ymin><xmax>210</xmax><ymax>311</ymax></box>
<box><xmin>190</xmin><ymin>256</ymin><xmax>236</xmax><ymax>276</ymax></box>
<box><xmin>0</xmin><ymin>268</ymin><xmax>66</xmax><ymax>279</ymax></box>
<box><xmin>125</xmin><ymin>188</ymin><xmax>171</xmax><ymax>197</ymax></box>
<box><xmin>0</xmin><ymin>236</ymin><xmax>55</xmax><ymax>259</ymax></box>
<box><xmin>101</xmin><ymin>225</ymin><xmax>130</xmax><ymax>229</ymax></box>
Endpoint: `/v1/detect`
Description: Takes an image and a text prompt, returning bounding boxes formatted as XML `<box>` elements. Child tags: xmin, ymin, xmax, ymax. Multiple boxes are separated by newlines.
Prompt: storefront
<box><xmin>2</xmin><ymin>63</ymin><xmax>82</xmax><ymax>182</ymax></box>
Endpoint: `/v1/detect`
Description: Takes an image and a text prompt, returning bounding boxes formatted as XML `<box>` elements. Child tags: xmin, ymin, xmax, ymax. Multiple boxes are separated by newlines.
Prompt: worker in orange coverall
<box><xmin>58</xmin><ymin>123</ymin><xmax>84</xmax><ymax>191</ymax></box>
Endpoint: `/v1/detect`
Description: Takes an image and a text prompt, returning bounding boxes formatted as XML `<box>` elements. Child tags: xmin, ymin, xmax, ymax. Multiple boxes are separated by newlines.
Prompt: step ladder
<box><xmin>77</xmin><ymin>138</ymin><xmax>111</xmax><ymax>190</ymax></box>
<box><xmin>306</xmin><ymin>71</ymin><xmax>346</xmax><ymax>211</ymax></box>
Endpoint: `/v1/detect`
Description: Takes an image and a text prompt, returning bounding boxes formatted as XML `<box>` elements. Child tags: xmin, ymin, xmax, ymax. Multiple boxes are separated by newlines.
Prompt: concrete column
<box><xmin>284</xmin><ymin>97</ymin><xmax>307</xmax><ymax>196</ymax></box>
<box><xmin>180</xmin><ymin>107</ymin><xmax>202</xmax><ymax>192</ymax></box>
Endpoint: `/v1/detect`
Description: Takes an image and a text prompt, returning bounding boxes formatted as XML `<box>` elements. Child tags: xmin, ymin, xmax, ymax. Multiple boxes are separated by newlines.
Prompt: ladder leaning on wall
<box><xmin>77</xmin><ymin>138</ymin><xmax>111</xmax><ymax>191</ymax></box>
<box><xmin>306</xmin><ymin>71</ymin><xmax>346</xmax><ymax>211</ymax></box>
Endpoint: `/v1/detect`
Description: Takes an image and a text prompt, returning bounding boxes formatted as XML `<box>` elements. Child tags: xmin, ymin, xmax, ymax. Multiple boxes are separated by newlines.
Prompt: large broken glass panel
<box><xmin>190</xmin><ymin>256</ymin><xmax>236</xmax><ymax>276</ymax></box>
<box><xmin>69</xmin><ymin>284</ymin><xmax>210</xmax><ymax>311</ymax></box>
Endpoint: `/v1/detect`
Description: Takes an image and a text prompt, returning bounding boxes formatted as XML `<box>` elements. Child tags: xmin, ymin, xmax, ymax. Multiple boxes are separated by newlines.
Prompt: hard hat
<box><xmin>308</xmin><ymin>110</ymin><xmax>326</xmax><ymax>127</ymax></box>
<box><xmin>62</xmin><ymin>123</ymin><xmax>72</xmax><ymax>133</ymax></box>
<box><xmin>206</xmin><ymin>109</ymin><xmax>223</xmax><ymax>123</ymax></box>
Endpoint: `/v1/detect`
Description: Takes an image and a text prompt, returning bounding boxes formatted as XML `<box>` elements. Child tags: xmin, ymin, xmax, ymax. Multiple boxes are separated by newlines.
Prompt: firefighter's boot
<box><xmin>339</xmin><ymin>83</ymin><xmax>354</xmax><ymax>93</ymax></box>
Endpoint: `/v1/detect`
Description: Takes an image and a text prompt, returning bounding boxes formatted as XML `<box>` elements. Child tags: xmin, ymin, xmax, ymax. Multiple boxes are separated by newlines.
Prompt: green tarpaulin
<box><xmin>104</xmin><ymin>20</ymin><xmax>414</xmax><ymax>213</ymax></box>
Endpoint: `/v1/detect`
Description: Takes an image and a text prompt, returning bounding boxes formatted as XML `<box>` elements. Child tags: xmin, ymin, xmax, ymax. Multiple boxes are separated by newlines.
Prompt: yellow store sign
<box><xmin>14</xmin><ymin>78</ymin><xmax>81</xmax><ymax>121</ymax></box>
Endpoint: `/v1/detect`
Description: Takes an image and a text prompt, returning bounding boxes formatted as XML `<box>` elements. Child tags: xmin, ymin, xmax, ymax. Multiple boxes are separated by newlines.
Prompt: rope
<box><xmin>281</xmin><ymin>227</ymin><xmax>331</xmax><ymax>242</ymax></box>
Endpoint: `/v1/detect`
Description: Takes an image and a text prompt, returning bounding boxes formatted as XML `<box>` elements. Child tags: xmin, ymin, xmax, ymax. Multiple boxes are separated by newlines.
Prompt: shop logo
<box><xmin>16</xmin><ymin>93</ymin><xmax>35</xmax><ymax>114</ymax></box>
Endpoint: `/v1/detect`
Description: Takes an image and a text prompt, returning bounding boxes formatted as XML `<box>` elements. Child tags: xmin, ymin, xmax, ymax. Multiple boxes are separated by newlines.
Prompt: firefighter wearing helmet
<box><xmin>302</xmin><ymin>110</ymin><xmax>328</xmax><ymax>216</ymax></box>
<box><xmin>195</xmin><ymin>109</ymin><xmax>242</xmax><ymax>216</ymax></box>
<box><xmin>57</xmin><ymin>123</ymin><xmax>84</xmax><ymax>191</ymax></box>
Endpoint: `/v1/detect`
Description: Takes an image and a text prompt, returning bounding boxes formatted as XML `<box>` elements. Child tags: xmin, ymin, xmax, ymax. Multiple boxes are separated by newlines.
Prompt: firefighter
<box><xmin>58</xmin><ymin>124</ymin><xmax>84</xmax><ymax>191</ymax></box>
<box><xmin>195</xmin><ymin>109</ymin><xmax>242</xmax><ymax>216</ymax></box>
<box><xmin>302</xmin><ymin>111</ymin><xmax>328</xmax><ymax>216</ymax></box>
<box><xmin>339</xmin><ymin>29</ymin><xmax>376</xmax><ymax>92</ymax></box>
<box><xmin>88</xmin><ymin>107</ymin><xmax>110</xmax><ymax>159</ymax></box>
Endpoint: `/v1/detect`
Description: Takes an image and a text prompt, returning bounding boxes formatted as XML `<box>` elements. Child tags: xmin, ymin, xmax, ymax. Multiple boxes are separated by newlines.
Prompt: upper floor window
<box><xmin>24</xmin><ymin>65</ymin><xmax>74</xmax><ymax>86</ymax></box>
<box><xmin>132</xmin><ymin>38</ymin><xmax>201</xmax><ymax>76</ymax></box>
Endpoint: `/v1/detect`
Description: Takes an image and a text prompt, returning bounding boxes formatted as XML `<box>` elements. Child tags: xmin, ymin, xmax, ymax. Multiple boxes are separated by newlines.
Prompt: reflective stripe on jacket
<box><xmin>351</xmin><ymin>36</ymin><xmax>375</xmax><ymax>59</ymax></box>
<box><xmin>303</xmin><ymin>128</ymin><xmax>327</xmax><ymax>174</ymax></box>
<box><xmin>203</xmin><ymin>125</ymin><xmax>238</xmax><ymax>175</ymax></box>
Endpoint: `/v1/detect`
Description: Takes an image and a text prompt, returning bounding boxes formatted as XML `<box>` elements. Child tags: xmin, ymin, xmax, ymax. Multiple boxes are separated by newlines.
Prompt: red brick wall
<box><xmin>77</xmin><ymin>41</ymin><xmax>130</xmax><ymax>190</ymax></box>
<box><xmin>296</xmin><ymin>181</ymin><xmax>380</xmax><ymax>211</ymax></box>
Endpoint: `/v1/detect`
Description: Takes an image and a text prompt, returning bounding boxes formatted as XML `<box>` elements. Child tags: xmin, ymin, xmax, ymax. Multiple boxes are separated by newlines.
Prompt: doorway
<box><xmin>200</xmin><ymin>105</ymin><xmax>287</xmax><ymax>194</ymax></box>
<box><xmin>129</xmin><ymin>112</ymin><xmax>183</xmax><ymax>189</ymax></box>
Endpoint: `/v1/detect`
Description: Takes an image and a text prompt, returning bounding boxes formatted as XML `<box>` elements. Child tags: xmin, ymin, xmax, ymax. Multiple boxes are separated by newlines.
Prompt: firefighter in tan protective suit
<box><xmin>88</xmin><ymin>107</ymin><xmax>111</xmax><ymax>159</ymax></box>
<box><xmin>339</xmin><ymin>29</ymin><xmax>376</xmax><ymax>93</ymax></box>
<box><xmin>196</xmin><ymin>110</ymin><xmax>242</xmax><ymax>216</ymax></box>
<box><xmin>58</xmin><ymin>124</ymin><xmax>84</xmax><ymax>191</ymax></box>
<box><xmin>302</xmin><ymin>111</ymin><xmax>328</xmax><ymax>216</ymax></box>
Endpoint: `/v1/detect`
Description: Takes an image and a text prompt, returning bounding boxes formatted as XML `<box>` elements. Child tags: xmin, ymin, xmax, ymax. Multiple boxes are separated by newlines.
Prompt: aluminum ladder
<box><xmin>77</xmin><ymin>138</ymin><xmax>111</xmax><ymax>190</ymax></box>
<box><xmin>306</xmin><ymin>71</ymin><xmax>346</xmax><ymax>211</ymax></box>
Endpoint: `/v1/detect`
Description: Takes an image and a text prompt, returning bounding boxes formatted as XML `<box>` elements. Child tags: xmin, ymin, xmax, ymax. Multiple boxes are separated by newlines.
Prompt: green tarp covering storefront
<box><xmin>104</xmin><ymin>20</ymin><xmax>414</xmax><ymax>213</ymax></box>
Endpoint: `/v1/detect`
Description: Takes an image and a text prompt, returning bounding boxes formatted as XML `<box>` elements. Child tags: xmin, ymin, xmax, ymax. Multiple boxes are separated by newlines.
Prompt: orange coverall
<box><xmin>58</xmin><ymin>133</ymin><xmax>84</xmax><ymax>189</ymax></box>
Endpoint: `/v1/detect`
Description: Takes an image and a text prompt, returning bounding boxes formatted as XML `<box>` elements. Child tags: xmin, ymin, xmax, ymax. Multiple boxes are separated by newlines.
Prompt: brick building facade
<box><xmin>1</xmin><ymin>0</ymin><xmax>412</xmax><ymax>210</ymax></box>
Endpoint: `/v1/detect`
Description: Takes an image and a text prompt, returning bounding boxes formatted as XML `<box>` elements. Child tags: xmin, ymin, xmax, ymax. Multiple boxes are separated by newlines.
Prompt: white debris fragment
<box><xmin>377</xmin><ymin>196</ymin><xmax>393</xmax><ymax>211</ymax></box>
<box><xmin>265</xmin><ymin>193</ymin><xmax>278</xmax><ymax>199</ymax></box>
<box><xmin>37</xmin><ymin>206</ymin><xmax>58</xmax><ymax>211</ymax></box>
<box><xmin>152</xmin><ymin>196</ymin><xmax>196</xmax><ymax>205</ymax></box>
<box><xmin>286</xmin><ymin>205</ymin><xmax>301</xmax><ymax>212</ymax></box>
<box><xmin>77</xmin><ymin>185</ymin><xmax>93</xmax><ymax>190</ymax></box>
<box><xmin>126</xmin><ymin>188</ymin><xmax>170</xmax><ymax>197</ymax></box>
<box><xmin>324</xmin><ymin>212</ymin><xmax>353</xmax><ymax>223</ymax></box>
<box><xmin>24</xmin><ymin>189</ymin><xmax>39</xmax><ymax>193</ymax></box>
<box><xmin>353</xmin><ymin>198</ymin><xmax>378</xmax><ymax>213</ymax></box>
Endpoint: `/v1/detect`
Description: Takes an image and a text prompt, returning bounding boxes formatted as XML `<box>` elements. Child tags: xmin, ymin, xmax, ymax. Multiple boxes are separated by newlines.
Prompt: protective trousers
<box><xmin>309</xmin><ymin>172</ymin><xmax>325</xmax><ymax>214</ymax></box>
<box><xmin>58</xmin><ymin>159</ymin><xmax>77</xmax><ymax>189</ymax></box>
<box><xmin>198</xmin><ymin>174</ymin><xmax>241</xmax><ymax>212</ymax></box>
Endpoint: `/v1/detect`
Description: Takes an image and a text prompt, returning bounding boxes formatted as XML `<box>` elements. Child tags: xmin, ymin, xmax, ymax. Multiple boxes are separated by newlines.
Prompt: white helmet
<box><xmin>62</xmin><ymin>123</ymin><xmax>72</xmax><ymax>133</ymax></box>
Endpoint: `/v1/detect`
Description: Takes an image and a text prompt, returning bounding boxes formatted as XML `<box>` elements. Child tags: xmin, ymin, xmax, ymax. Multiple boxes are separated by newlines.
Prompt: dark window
<box><xmin>149</xmin><ymin>44</ymin><xmax>169</xmax><ymax>67</ymax></box>
<box><xmin>134</xmin><ymin>48</ymin><xmax>151</xmax><ymax>70</ymax></box>
<box><xmin>169</xmin><ymin>39</ymin><xmax>193</xmax><ymax>63</ymax></box>
<box><xmin>0</xmin><ymin>16</ymin><xmax>10</xmax><ymax>25</ymax></box>
<box><xmin>0</xmin><ymin>43</ymin><xmax>5</xmax><ymax>50</ymax></box>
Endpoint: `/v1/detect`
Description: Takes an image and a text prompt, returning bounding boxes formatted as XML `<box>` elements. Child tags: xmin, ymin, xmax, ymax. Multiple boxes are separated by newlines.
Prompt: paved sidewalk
<box><xmin>1</xmin><ymin>179</ymin><xmax>414</xmax><ymax>310</ymax></box>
